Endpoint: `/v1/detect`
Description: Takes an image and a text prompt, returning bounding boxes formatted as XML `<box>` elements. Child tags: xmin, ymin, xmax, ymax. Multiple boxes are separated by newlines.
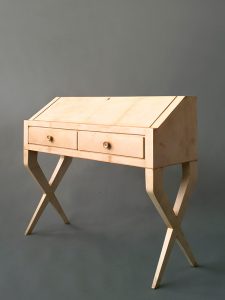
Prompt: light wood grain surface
<box><xmin>32</xmin><ymin>96</ymin><xmax>176</xmax><ymax>127</ymax></box>
<box><xmin>24</xmin><ymin>95</ymin><xmax>198</xmax><ymax>289</ymax></box>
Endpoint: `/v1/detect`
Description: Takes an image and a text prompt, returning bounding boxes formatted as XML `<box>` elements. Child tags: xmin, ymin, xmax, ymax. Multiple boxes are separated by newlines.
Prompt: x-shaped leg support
<box><xmin>145</xmin><ymin>161</ymin><xmax>198</xmax><ymax>289</ymax></box>
<box><xmin>24</xmin><ymin>150</ymin><xmax>72</xmax><ymax>235</ymax></box>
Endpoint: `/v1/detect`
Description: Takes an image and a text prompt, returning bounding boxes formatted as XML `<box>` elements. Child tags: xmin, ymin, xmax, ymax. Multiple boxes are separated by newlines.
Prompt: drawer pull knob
<box><xmin>47</xmin><ymin>135</ymin><xmax>54</xmax><ymax>142</ymax></box>
<box><xmin>103</xmin><ymin>141</ymin><xmax>111</xmax><ymax>149</ymax></box>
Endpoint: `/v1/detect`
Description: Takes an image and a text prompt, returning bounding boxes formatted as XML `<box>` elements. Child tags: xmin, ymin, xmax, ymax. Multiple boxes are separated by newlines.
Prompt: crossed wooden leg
<box><xmin>145</xmin><ymin>161</ymin><xmax>198</xmax><ymax>289</ymax></box>
<box><xmin>24</xmin><ymin>150</ymin><xmax>72</xmax><ymax>235</ymax></box>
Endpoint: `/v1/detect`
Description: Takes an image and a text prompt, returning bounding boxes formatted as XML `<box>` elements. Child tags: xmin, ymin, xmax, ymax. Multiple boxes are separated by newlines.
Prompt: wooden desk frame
<box><xmin>24</xmin><ymin>96</ymin><xmax>198</xmax><ymax>289</ymax></box>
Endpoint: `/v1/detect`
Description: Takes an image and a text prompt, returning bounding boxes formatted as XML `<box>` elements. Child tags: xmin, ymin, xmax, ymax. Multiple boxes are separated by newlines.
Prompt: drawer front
<box><xmin>28</xmin><ymin>127</ymin><xmax>77</xmax><ymax>149</ymax></box>
<box><xmin>78</xmin><ymin>131</ymin><xmax>144</xmax><ymax>158</ymax></box>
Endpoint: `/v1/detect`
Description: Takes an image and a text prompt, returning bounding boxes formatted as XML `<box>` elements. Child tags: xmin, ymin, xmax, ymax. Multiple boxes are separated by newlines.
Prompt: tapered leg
<box><xmin>24</xmin><ymin>150</ymin><xmax>72</xmax><ymax>235</ymax></box>
<box><xmin>152</xmin><ymin>228</ymin><xmax>175</xmax><ymax>289</ymax></box>
<box><xmin>145</xmin><ymin>161</ymin><xmax>197</xmax><ymax>289</ymax></box>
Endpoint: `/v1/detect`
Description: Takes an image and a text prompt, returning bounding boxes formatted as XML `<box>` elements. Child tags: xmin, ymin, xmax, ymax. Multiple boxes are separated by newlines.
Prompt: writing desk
<box><xmin>24</xmin><ymin>96</ymin><xmax>198</xmax><ymax>288</ymax></box>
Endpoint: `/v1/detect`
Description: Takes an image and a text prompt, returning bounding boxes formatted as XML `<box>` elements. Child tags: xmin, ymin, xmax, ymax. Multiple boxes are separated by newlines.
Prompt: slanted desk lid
<box><xmin>32</xmin><ymin>96</ymin><xmax>177</xmax><ymax>128</ymax></box>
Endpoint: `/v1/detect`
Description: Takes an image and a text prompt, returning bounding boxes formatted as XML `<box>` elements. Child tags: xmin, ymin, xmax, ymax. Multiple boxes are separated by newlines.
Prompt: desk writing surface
<box><xmin>33</xmin><ymin>96</ymin><xmax>176</xmax><ymax>127</ymax></box>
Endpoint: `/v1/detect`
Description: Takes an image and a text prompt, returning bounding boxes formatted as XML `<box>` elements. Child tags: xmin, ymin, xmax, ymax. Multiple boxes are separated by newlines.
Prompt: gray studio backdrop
<box><xmin>0</xmin><ymin>1</ymin><xmax>224</xmax><ymax>299</ymax></box>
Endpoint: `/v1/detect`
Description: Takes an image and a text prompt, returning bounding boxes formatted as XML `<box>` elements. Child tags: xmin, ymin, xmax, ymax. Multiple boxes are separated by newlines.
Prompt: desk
<box><xmin>24</xmin><ymin>96</ymin><xmax>198</xmax><ymax>288</ymax></box>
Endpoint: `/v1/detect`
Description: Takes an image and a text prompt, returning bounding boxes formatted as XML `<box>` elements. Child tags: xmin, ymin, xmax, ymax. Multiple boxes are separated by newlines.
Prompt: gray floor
<box><xmin>1</xmin><ymin>157</ymin><xmax>224</xmax><ymax>300</ymax></box>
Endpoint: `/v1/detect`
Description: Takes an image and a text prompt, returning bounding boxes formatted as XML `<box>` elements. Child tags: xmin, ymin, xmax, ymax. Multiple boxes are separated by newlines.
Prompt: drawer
<box><xmin>78</xmin><ymin>131</ymin><xmax>144</xmax><ymax>158</ymax></box>
<box><xmin>28</xmin><ymin>127</ymin><xmax>77</xmax><ymax>149</ymax></box>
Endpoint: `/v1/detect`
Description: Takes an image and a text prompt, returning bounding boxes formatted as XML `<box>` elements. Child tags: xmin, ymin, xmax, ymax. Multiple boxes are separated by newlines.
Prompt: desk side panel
<box><xmin>153</xmin><ymin>96</ymin><xmax>197</xmax><ymax>168</ymax></box>
<box><xmin>24</xmin><ymin>120</ymin><xmax>29</xmax><ymax>148</ymax></box>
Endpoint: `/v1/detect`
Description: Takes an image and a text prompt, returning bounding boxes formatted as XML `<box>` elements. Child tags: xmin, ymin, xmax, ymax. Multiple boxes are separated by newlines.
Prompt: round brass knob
<box><xmin>103</xmin><ymin>141</ymin><xmax>111</xmax><ymax>149</ymax></box>
<box><xmin>47</xmin><ymin>135</ymin><xmax>54</xmax><ymax>142</ymax></box>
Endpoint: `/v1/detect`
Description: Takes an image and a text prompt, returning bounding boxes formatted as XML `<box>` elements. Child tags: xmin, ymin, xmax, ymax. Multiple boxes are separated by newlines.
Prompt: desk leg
<box><xmin>145</xmin><ymin>161</ymin><xmax>198</xmax><ymax>289</ymax></box>
<box><xmin>24</xmin><ymin>150</ymin><xmax>72</xmax><ymax>235</ymax></box>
